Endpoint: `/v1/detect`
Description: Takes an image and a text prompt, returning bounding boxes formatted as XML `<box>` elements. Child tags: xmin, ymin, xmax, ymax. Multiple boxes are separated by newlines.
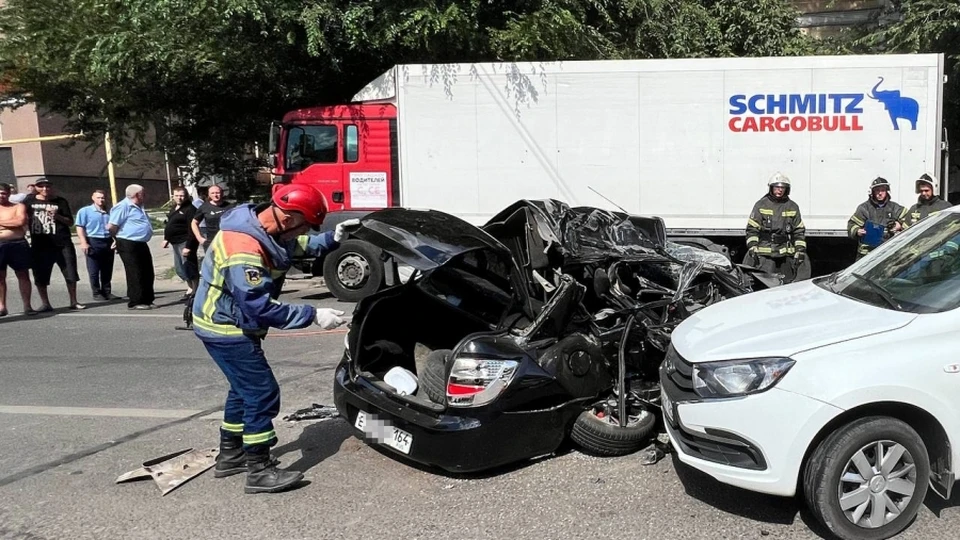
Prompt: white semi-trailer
<box><xmin>268</xmin><ymin>53</ymin><xmax>948</xmax><ymax>300</ymax></box>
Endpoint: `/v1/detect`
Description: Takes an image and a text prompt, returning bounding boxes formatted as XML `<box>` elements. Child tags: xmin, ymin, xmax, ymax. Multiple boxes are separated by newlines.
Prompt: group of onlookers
<box><xmin>0</xmin><ymin>179</ymin><xmax>232</xmax><ymax>316</ymax></box>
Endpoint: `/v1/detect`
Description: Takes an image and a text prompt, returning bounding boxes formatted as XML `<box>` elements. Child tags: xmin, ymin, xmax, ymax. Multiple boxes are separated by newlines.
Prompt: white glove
<box><xmin>315</xmin><ymin>308</ymin><xmax>346</xmax><ymax>330</ymax></box>
<box><xmin>334</xmin><ymin>219</ymin><xmax>361</xmax><ymax>243</ymax></box>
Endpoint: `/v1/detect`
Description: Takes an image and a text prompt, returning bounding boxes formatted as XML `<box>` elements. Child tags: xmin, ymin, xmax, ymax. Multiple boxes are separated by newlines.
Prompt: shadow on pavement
<box><xmin>302</xmin><ymin>291</ymin><xmax>335</xmax><ymax>302</ymax></box>
<box><xmin>0</xmin><ymin>297</ymin><xmax>127</xmax><ymax>325</ymax></box>
<box><xmin>924</xmin><ymin>488</ymin><xmax>960</xmax><ymax>518</ymax></box>
<box><xmin>272</xmin><ymin>419</ymin><xmax>352</xmax><ymax>475</ymax></box>
<box><xmin>671</xmin><ymin>454</ymin><xmax>835</xmax><ymax>538</ymax></box>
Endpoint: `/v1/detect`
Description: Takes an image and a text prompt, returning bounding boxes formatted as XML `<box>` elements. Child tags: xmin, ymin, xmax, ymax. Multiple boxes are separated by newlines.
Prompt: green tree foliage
<box><xmin>0</xmin><ymin>0</ymin><xmax>812</xmax><ymax>182</ymax></box>
<box><xmin>859</xmin><ymin>1</ymin><xmax>960</xmax><ymax>177</ymax></box>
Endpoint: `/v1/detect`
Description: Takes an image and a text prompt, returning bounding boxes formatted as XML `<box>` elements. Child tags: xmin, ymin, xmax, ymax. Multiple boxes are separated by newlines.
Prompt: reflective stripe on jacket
<box><xmin>192</xmin><ymin>204</ymin><xmax>337</xmax><ymax>341</ymax></box>
<box><xmin>847</xmin><ymin>199</ymin><xmax>906</xmax><ymax>256</ymax></box>
<box><xmin>745</xmin><ymin>195</ymin><xmax>806</xmax><ymax>257</ymax></box>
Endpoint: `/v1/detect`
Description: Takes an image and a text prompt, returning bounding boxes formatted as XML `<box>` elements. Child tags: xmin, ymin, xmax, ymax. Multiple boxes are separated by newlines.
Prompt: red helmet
<box><xmin>271</xmin><ymin>183</ymin><xmax>328</xmax><ymax>226</ymax></box>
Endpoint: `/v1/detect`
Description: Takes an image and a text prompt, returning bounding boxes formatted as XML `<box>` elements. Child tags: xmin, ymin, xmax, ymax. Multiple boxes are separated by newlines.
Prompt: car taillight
<box><xmin>446</xmin><ymin>357</ymin><xmax>519</xmax><ymax>407</ymax></box>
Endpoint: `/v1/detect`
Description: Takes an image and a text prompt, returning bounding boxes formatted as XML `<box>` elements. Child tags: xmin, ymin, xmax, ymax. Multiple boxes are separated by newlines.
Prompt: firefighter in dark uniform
<box><xmin>901</xmin><ymin>173</ymin><xmax>952</xmax><ymax>230</ymax></box>
<box><xmin>847</xmin><ymin>177</ymin><xmax>906</xmax><ymax>260</ymax></box>
<box><xmin>744</xmin><ymin>172</ymin><xmax>807</xmax><ymax>283</ymax></box>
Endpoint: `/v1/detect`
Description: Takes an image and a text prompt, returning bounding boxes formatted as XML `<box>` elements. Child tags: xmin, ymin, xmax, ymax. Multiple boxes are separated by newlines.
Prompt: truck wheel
<box><xmin>571</xmin><ymin>407</ymin><xmax>656</xmax><ymax>457</ymax></box>
<box><xmin>418</xmin><ymin>350</ymin><xmax>449</xmax><ymax>404</ymax></box>
<box><xmin>803</xmin><ymin>416</ymin><xmax>929</xmax><ymax>540</ymax></box>
<box><xmin>323</xmin><ymin>240</ymin><xmax>384</xmax><ymax>302</ymax></box>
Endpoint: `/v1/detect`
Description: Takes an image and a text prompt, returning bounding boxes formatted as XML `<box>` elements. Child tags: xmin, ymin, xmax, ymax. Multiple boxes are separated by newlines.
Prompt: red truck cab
<box><xmin>267</xmin><ymin>103</ymin><xmax>400</xmax><ymax>301</ymax></box>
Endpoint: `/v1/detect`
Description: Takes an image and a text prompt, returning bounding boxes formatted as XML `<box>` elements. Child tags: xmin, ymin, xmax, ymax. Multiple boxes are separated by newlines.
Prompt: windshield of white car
<box><xmin>822</xmin><ymin>211</ymin><xmax>960</xmax><ymax>314</ymax></box>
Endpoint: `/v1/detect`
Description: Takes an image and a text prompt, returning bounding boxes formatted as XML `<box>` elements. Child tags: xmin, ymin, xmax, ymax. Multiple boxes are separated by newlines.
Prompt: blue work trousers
<box><xmin>85</xmin><ymin>237</ymin><xmax>115</xmax><ymax>296</ymax></box>
<box><xmin>202</xmin><ymin>337</ymin><xmax>280</xmax><ymax>451</ymax></box>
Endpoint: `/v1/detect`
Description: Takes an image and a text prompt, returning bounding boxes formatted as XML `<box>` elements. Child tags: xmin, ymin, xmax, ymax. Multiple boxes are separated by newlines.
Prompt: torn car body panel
<box><xmin>334</xmin><ymin>199</ymin><xmax>767</xmax><ymax>472</ymax></box>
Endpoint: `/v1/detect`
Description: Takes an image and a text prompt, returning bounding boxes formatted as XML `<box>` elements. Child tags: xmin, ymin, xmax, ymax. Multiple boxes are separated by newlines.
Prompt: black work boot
<box><xmin>214</xmin><ymin>438</ymin><xmax>247</xmax><ymax>478</ymax></box>
<box><xmin>244</xmin><ymin>451</ymin><xmax>303</xmax><ymax>494</ymax></box>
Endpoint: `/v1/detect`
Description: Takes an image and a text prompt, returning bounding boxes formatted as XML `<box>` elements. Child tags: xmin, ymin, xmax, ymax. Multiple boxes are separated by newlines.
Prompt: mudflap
<box><xmin>116</xmin><ymin>447</ymin><xmax>219</xmax><ymax>495</ymax></box>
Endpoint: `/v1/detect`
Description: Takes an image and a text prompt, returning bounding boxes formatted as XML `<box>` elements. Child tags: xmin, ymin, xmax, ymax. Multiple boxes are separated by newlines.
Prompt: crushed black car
<box><xmin>333</xmin><ymin>199</ymin><xmax>770</xmax><ymax>473</ymax></box>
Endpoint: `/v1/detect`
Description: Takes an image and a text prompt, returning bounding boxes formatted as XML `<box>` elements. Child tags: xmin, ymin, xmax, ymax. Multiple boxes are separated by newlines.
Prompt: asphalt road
<box><xmin>1</xmin><ymin>250</ymin><xmax>959</xmax><ymax>540</ymax></box>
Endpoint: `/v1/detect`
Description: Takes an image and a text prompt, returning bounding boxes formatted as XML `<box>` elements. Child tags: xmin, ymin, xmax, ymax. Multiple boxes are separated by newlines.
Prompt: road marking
<box><xmin>60</xmin><ymin>313</ymin><xmax>183</xmax><ymax>318</ymax></box>
<box><xmin>0</xmin><ymin>406</ymin><xmax>203</xmax><ymax>419</ymax></box>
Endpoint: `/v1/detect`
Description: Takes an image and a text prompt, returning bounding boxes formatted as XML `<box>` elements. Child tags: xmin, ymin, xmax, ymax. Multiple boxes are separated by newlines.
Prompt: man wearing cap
<box><xmin>847</xmin><ymin>177</ymin><xmax>907</xmax><ymax>260</ymax></box>
<box><xmin>21</xmin><ymin>178</ymin><xmax>84</xmax><ymax>311</ymax></box>
<box><xmin>76</xmin><ymin>190</ymin><xmax>116</xmax><ymax>301</ymax></box>
<box><xmin>108</xmin><ymin>184</ymin><xmax>156</xmax><ymax>309</ymax></box>
<box><xmin>192</xmin><ymin>183</ymin><xmax>356</xmax><ymax>494</ymax></box>
<box><xmin>901</xmin><ymin>173</ymin><xmax>952</xmax><ymax>230</ymax></box>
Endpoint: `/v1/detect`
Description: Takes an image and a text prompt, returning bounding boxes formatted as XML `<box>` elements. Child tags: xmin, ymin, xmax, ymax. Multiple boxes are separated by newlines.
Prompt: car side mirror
<box><xmin>267</xmin><ymin>122</ymin><xmax>281</xmax><ymax>154</ymax></box>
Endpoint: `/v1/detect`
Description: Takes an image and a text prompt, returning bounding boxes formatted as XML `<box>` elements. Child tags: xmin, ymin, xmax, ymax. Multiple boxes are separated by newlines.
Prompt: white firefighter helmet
<box><xmin>768</xmin><ymin>172</ymin><xmax>791</xmax><ymax>188</ymax></box>
<box><xmin>915</xmin><ymin>173</ymin><xmax>939</xmax><ymax>193</ymax></box>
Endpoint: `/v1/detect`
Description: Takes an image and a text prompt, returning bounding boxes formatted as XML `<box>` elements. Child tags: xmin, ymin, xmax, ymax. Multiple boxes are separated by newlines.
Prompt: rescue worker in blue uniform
<box><xmin>847</xmin><ymin>177</ymin><xmax>906</xmax><ymax>260</ymax></box>
<box><xmin>744</xmin><ymin>172</ymin><xmax>807</xmax><ymax>283</ymax></box>
<box><xmin>192</xmin><ymin>183</ymin><xmax>357</xmax><ymax>494</ymax></box>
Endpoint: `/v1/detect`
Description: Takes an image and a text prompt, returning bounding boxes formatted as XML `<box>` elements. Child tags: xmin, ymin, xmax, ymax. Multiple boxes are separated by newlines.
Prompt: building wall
<box><xmin>0</xmin><ymin>103</ymin><xmax>44</xmax><ymax>178</ymax></box>
<box><xmin>0</xmin><ymin>104</ymin><xmax>177</xmax><ymax>211</ymax></box>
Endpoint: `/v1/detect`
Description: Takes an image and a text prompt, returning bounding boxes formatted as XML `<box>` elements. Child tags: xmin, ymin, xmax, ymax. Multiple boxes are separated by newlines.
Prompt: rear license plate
<box><xmin>354</xmin><ymin>410</ymin><xmax>413</xmax><ymax>455</ymax></box>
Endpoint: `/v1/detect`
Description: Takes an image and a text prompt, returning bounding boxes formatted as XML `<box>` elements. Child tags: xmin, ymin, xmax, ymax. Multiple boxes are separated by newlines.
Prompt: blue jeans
<box><xmin>201</xmin><ymin>337</ymin><xmax>280</xmax><ymax>451</ymax></box>
<box><xmin>171</xmin><ymin>242</ymin><xmax>199</xmax><ymax>283</ymax></box>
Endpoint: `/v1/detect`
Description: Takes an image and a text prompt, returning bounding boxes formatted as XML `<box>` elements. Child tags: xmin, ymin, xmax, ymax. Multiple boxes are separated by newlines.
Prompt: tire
<box><xmin>418</xmin><ymin>350</ymin><xmax>449</xmax><ymax>404</ymax></box>
<box><xmin>571</xmin><ymin>407</ymin><xmax>656</xmax><ymax>457</ymax></box>
<box><xmin>803</xmin><ymin>416</ymin><xmax>930</xmax><ymax>540</ymax></box>
<box><xmin>323</xmin><ymin>240</ymin><xmax>384</xmax><ymax>302</ymax></box>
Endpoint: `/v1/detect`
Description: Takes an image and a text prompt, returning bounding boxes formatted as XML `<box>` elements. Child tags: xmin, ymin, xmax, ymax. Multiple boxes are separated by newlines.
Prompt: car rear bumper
<box><xmin>333</xmin><ymin>359</ymin><xmax>576</xmax><ymax>473</ymax></box>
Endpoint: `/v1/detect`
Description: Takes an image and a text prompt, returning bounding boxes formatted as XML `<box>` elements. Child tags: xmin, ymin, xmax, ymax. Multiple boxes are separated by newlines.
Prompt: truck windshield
<box><xmin>284</xmin><ymin>125</ymin><xmax>338</xmax><ymax>171</ymax></box>
<box><xmin>823</xmin><ymin>211</ymin><xmax>960</xmax><ymax>313</ymax></box>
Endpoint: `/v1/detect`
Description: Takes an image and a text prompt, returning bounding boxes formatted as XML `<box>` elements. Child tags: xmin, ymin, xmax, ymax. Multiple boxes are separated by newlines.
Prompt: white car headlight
<box><xmin>692</xmin><ymin>357</ymin><xmax>795</xmax><ymax>398</ymax></box>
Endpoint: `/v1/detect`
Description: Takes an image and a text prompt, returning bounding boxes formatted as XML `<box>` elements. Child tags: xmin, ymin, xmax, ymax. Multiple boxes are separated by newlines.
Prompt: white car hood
<box><xmin>672</xmin><ymin>279</ymin><xmax>917</xmax><ymax>362</ymax></box>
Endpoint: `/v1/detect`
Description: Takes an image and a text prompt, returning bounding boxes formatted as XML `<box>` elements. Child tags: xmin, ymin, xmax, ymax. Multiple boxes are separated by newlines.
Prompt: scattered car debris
<box><xmin>116</xmin><ymin>447</ymin><xmax>218</xmax><ymax>495</ymax></box>
<box><xmin>282</xmin><ymin>404</ymin><xmax>342</xmax><ymax>423</ymax></box>
<box><xmin>333</xmin><ymin>199</ymin><xmax>772</xmax><ymax>472</ymax></box>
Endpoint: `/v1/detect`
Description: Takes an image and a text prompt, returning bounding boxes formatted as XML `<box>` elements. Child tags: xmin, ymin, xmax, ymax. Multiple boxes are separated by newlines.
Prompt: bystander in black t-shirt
<box><xmin>164</xmin><ymin>203</ymin><xmax>197</xmax><ymax>245</ymax></box>
<box><xmin>22</xmin><ymin>194</ymin><xmax>73</xmax><ymax>248</ymax></box>
<box><xmin>193</xmin><ymin>200</ymin><xmax>232</xmax><ymax>242</ymax></box>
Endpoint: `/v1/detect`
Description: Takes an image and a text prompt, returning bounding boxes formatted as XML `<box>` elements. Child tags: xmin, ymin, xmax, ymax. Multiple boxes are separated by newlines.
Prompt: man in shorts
<box><xmin>0</xmin><ymin>183</ymin><xmax>36</xmax><ymax>316</ymax></box>
<box><xmin>21</xmin><ymin>178</ymin><xmax>85</xmax><ymax>311</ymax></box>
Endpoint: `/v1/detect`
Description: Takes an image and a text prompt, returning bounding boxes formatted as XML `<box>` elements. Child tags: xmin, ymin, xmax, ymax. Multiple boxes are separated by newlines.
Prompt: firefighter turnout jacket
<box><xmin>746</xmin><ymin>195</ymin><xmax>807</xmax><ymax>258</ymax></box>
<box><xmin>847</xmin><ymin>199</ymin><xmax>906</xmax><ymax>258</ymax></box>
<box><xmin>901</xmin><ymin>196</ymin><xmax>952</xmax><ymax>229</ymax></box>
<box><xmin>192</xmin><ymin>203</ymin><xmax>337</xmax><ymax>341</ymax></box>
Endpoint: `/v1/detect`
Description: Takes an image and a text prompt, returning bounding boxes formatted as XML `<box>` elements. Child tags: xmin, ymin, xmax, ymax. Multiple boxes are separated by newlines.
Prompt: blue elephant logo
<box><xmin>869</xmin><ymin>77</ymin><xmax>919</xmax><ymax>131</ymax></box>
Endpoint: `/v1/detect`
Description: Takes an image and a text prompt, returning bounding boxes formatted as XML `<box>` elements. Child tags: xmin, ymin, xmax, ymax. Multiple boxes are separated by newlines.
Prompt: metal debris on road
<box><xmin>282</xmin><ymin>403</ymin><xmax>341</xmax><ymax>423</ymax></box>
<box><xmin>116</xmin><ymin>447</ymin><xmax>219</xmax><ymax>496</ymax></box>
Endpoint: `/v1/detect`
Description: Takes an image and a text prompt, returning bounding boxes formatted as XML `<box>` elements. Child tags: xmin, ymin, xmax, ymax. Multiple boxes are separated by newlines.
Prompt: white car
<box><xmin>663</xmin><ymin>206</ymin><xmax>960</xmax><ymax>540</ymax></box>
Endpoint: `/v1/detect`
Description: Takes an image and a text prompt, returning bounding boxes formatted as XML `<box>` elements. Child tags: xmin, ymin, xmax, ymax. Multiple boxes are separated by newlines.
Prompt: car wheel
<box><xmin>418</xmin><ymin>350</ymin><xmax>449</xmax><ymax>404</ymax></box>
<box><xmin>571</xmin><ymin>407</ymin><xmax>656</xmax><ymax>457</ymax></box>
<box><xmin>803</xmin><ymin>416</ymin><xmax>930</xmax><ymax>540</ymax></box>
<box><xmin>323</xmin><ymin>240</ymin><xmax>384</xmax><ymax>302</ymax></box>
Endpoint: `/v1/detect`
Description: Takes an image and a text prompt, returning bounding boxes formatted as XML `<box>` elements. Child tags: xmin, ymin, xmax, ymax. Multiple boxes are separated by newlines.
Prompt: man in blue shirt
<box><xmin>108</xmin><ymin>184</ymin><xmax>155</xmax><ymax>309</ymax></box>
<box><xmin>76</xmin><ymin>190</ymin><xmax>115</xmax><ymax>301</ymax></box>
